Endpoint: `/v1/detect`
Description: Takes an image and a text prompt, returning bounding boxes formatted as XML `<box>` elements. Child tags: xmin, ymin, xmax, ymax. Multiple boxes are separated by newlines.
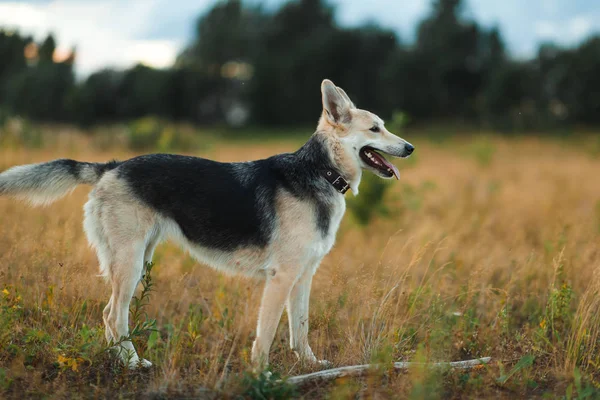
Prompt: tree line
<box><xmin>1</xmin><ymin>0</ymin><xmax>599</xmax><ymax>131</ymax></box>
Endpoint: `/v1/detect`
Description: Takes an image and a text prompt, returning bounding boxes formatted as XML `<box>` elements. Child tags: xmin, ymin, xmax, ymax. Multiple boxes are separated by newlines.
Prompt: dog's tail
<box><xmin>0</xmin><ymin>159</ymin><xmax>121</xmax><ymax>206</ymax></box>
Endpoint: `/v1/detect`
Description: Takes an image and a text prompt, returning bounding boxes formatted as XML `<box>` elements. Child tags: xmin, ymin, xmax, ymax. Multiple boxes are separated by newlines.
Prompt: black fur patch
<box><xmin>117</xmin><ymin>134</ymin><xmax>340</xmax><ymax>251</ymax></box>
<box><xmin>51</xmin><ymin>159</ymin><xmax>122</xmax><ymax>181</ymax></box>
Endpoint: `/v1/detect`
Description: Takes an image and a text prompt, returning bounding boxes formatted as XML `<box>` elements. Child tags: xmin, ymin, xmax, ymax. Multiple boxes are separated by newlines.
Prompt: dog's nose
<box><xmin>404</xmin><ymin>143</ymin><xmax>414</xmax><ymax>156</ymax></box>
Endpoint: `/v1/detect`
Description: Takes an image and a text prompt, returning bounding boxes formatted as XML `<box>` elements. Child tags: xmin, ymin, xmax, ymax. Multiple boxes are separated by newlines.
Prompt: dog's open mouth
<box><xmin>359</xmin><ymin>146</ymin><xmax>400</xmax><ymax>180</ymax></box>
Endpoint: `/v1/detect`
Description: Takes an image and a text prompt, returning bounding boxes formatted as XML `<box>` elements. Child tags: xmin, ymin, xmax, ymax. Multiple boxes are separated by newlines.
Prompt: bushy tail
<box><xmin>0</xmin><ymin>159</ymin><xmax>121</xmax><ymax>206</ymax></box>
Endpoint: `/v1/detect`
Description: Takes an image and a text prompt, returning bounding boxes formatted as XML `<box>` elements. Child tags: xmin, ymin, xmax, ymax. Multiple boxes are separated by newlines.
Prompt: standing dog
<box><xmin>0</xmin><ymin>80</ymin><xmax>413</xmax><ymax>369</ymax></box>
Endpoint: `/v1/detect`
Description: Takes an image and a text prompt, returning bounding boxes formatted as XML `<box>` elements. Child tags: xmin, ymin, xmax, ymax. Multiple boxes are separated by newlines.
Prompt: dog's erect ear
<box><xmin>321</xmin><ymin>79</ymin><xmax>351</xmax><ymax>124</ymax></box>
<box><xmin>335</xmin><ymin>86</ymin><xmax>355</xmax><ymax>110</ymax></box>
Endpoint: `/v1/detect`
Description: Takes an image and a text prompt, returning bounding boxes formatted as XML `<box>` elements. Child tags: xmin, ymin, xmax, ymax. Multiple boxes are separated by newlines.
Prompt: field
<box><xmin>1</xmin><ymin>124</ymin><xmax>600</xmax><ymax>399</ymax></box>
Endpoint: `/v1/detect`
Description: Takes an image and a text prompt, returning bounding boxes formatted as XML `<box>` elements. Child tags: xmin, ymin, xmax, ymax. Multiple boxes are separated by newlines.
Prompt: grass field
<box><xmin>1</xmin><ymin>125</ymin><xmax>600</xmax><ymax>399</ymax></box>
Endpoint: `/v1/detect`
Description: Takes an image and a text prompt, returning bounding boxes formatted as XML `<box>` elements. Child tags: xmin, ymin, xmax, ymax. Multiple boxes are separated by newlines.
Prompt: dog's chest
<box><xmin>274</xmin><ymin>191</ymin><xmax>345</xmax><ymax>262</ymax></box>
<box><xmin>302</xmin><ymin>194</ymin><xmax>346</xmax><ymax>261</ymax></box>
<box><xmin>320</xmin><ymin>195</ymin><xmax>345</xmax><ymax>254</ymax></box>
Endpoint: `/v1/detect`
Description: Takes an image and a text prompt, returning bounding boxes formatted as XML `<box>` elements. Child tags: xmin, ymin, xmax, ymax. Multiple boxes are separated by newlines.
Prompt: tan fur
<box><xmin>251</xmin><ymin>188</ymin><xmax>343</xmax><ymax>366</ymax></box>
<box><xmin>318</xmin><ymin>79</ymin><xmax>413</xmax><ymax>194</ymax></box>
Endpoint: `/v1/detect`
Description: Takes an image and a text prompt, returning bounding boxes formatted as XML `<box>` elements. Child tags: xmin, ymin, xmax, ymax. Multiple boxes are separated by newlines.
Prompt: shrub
<box><xmin>240</xmin><ymin>371</ymin><xmax>297</xmax><ymax>400</ymax></box>
<box><xmin>347</xmin><ymin>173</ymin><xmax>394</xmax><ymax>226</ymax></box>
<box><xmin>0</xmin><ymin>117</ymin><xmax>44</xmax><ymax>149</ymax></box>
<box><xmin>126</xmin><ymin>117</ymin><xmax>163</xmax><ymax>151</ymax></box>
<box><xmin>126</xmin><ymin>117</ymin><xmax>203</xmax><ymax>152</ymax></box>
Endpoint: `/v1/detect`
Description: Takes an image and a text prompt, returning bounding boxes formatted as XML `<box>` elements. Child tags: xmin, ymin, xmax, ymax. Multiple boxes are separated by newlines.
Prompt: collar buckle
<box><xmin>324</xmin><ymin>170</ymin><xmax>350</xmax><ymax>194</ymax></box>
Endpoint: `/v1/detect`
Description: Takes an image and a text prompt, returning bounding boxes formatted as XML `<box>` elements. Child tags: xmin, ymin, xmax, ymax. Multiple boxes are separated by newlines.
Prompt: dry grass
<box><xmin>1</xmin><ymin>128</ymin><xmax>600</xmax><ymax>399</ymax></box>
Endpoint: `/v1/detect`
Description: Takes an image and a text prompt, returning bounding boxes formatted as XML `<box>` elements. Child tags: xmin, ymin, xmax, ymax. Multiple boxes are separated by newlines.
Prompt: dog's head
<box><xmin>317</xmin><ymin>79</ymin><xmax>414</xmax><ymax>192</ymax></box>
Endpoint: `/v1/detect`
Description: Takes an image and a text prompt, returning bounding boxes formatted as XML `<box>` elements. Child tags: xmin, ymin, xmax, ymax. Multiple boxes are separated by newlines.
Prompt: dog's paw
<box><xmin>127</xmin><ymin>357</ymin><xmax>153</xmax><ymax>370</ymax></box>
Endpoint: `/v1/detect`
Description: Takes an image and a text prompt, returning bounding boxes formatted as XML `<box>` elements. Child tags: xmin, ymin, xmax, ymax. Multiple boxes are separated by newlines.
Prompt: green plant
<box><xmin>240</xmin><ymin>371</ymin><xmax>297</xmax><ymax>400</ymax></box>
<box><xmin>126</xmin><ymin>117</ymin><xmax>201</xmax><ymax>152</ymax></box>
<box><xmin>126</xmin><ymin>117</ymin><xmax>163</xmax><ymax>151</ymax></box>
<box><xmin>538</xmin><ymin>256</ymin><xmax>573</xmax><ymax>347</ymax></box>
<box><xmin>565</xmin><ymin>367</ymin><xmax>600</xmax><ymax>399</ymax></box>
<box><xmin>347</xmin><ymin>173</ymin><xmax>394</xmax><ymax>226</ymax></box>
<box><xmin>0</xmin><ymin>117</ymin><xmax>44</xmax><ymax>149</ymax></box>
<box><xmin>0</xmin><ymin>368</ymin><xmax>12</xmax><ymax>391</ymax></box>
<box><xmin>468</xmin><ymin>135</ymin><xmax>496</xmax><ymax>167</ymax></box>
<box><xmin>595</xmin><ymin>200</ymin><xmax>600</xmax><ymax>234</ymax></box>
<box><xmin>388</xmin><ymin>110</ymin><xmax>410</xmax><ymax>133</ymax></box>
<box><xmin>497</xmin><ymin>354</ymin><xmax>535</xmax><ymax>385</ymax></box>
<box><xmin>408</xmin><ymin>344</ymin><xmax>443</xmax><ymax>400</ymax></box>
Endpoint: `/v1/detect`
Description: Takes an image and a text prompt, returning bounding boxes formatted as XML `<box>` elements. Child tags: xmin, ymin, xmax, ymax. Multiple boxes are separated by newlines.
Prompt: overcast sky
<box><xmin>0</xmin><ymin>0</ymin><xmax>598</xmax><ymax>77</ymax></box>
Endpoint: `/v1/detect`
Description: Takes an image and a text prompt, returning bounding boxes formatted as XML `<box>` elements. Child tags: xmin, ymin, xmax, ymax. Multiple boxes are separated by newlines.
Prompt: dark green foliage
<box><xmin>6</xmin><ymin>63</ymin><xmax>74</xmax><ymax>121</ymax></box>
<box><xmin>125</xmin><ymin>117</ymin><xmax>202</xmax><ymax>152</ymax></box>
<box><xmin>0</xmin><ymin>0</ymin><xmax>600</xmax><ymax>130</ymax></box>
<box><xmin>347</xmin><ymin>173</ymin><xmax>394</xmax><ymax>226</ymax></box>
<box><xmin>240</xmin><ymin>371</ymin><xmax>297</xmax><ymax>400</ymax></box>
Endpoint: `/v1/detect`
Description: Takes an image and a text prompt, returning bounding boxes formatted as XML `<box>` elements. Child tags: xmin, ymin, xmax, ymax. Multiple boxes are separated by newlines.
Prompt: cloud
<box><xmin>534</xmin><ymin>21</ymin><xmax>558</xmax><ymax>39</ymax></box>
<box><xmin>567</xmin><ymin>16</ymin><xmax>592</xmax><ymax>42</ymax></box>
<box><xmin>331</xmin><ymin>0</ymin><xmax>429</xmax><ymax>40</ymax></box>
<box><xmin>0</xmin><ymin>0</ymin><xmax>183</xmax><ymax>76</ymax></box>
<box><xmin>533</xmin><ymin>15</ymin><xmax>595</xmax><ymax>45</ymax></box>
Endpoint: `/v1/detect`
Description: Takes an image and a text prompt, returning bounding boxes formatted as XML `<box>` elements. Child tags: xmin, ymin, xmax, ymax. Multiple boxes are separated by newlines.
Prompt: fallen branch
<box><xmin>287</xmin><ymin>357</ymin><xmax>491</xmax><ymax>386</ymax></box>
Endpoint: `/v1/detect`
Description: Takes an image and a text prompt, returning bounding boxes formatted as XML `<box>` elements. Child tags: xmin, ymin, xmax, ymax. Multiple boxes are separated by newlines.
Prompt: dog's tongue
<box><xmin>372</xmin><ymin>151</ymin><xmax>400</xmax><ymax>180</ymax></box>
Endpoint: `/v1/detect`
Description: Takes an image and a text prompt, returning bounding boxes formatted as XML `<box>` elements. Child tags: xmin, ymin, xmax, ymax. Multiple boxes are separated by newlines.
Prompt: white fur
<box><xmin>0</xmin><ymin>164</ymin><xmax>80</xmax><ymax>206</ymax></box>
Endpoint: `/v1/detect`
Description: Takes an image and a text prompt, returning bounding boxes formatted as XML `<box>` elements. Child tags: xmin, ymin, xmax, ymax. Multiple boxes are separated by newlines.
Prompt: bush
<box><xmin>0</xmin><ymin>117</ymin><xmax>44</xmax><ymax>149</ymax></box>
<box><xmin>347</xmin><ymin>173</ymin><xmax>395</xmax><ymax>226</ymax></box>
<box><xmin>126</xmin><ymin>117</ymin><xmax>201</xmax><ymax>152</ymax></box>
<box><xmin>126</xmin><ymin>117</ymin><xmax>163</xmax><ymax>151</ymax></box>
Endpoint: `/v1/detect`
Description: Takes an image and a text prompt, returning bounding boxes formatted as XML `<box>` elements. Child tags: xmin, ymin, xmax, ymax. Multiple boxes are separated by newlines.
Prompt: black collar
<box><xmin>322</xmin><ymin>169</ymin><xmax>350</xmax><ymax>194</ymax></box>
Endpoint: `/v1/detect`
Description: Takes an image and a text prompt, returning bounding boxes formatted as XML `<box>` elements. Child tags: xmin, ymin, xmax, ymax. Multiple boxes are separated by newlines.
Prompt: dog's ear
<box><xmin>321</xmin><ymin>79</ymin><xmax>351</xmax><ymax>124</ymax></box>
<box><xmin>335</xmin><ymin>86</ymin><xmax>355</xmax><ymax>109</ymax></box>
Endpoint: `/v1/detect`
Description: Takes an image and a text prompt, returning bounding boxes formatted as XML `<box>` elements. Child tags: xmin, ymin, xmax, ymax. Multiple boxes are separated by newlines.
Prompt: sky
<box><xmin>0</xmin><ymin>0</ymin><xmax>598</xmax><ymax>77</ymax></box>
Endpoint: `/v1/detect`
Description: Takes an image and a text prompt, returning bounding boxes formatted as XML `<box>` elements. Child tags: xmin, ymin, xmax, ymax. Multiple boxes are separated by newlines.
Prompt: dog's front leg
<box><xmin>251</xmin><ymin>269</ymin><xmax>297</xmax><ymax>369</ymax></box>
<box><xmin>286</xmin><ymin>267</ymin><xmax>318</xmax><ymax>364</ymax></box>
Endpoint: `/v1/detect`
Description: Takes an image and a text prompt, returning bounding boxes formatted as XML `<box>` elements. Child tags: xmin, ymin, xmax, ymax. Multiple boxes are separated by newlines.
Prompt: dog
<box><xmin>0</xmin><ymin>79</ymin><xmax>413</xmax><ymax>369</ymax></box>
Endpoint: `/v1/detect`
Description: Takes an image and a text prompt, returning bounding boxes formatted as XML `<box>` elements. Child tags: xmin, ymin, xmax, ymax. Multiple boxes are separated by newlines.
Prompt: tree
<box><xmin>414</xmin><ymin>0</ymin><xmax>486</xmax><ymax>119</ymax></box>
<box><xmin>39</xmin><ymin>34</ymin><xmax>56</xmax><ymax>64</ymax></box>
<box><xmin>6</xmin><ymin>62</ymin><xmax>74</xmax><ymax>121</ymax></box>
<box><xmin>0</xmin><ymin>30</ymin><xmax>31</xmax><ymax>104</ymax></box>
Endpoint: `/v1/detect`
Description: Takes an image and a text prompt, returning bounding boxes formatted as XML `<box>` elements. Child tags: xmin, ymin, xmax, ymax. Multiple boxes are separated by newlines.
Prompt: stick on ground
<box><xmin>287</xmin><ymin>357</ymin><xmax>492</xmax><ymax>386</ymax></box>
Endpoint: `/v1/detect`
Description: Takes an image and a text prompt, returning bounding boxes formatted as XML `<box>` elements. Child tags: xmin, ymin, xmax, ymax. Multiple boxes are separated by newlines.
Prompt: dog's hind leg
<box><xmin>142</xmin><ymin>226</ymin><xmax>160</xmax><ymax>269</ymax></box>
<box><xmin>87</xmin><ymin>182</ymin><xmax>156</xmax><ymax>368</ymax></box>
<box><xmin>105</xmin><ymin>239</ymin><xmax>152</xmax><ymax>369</ymax></box>
<box><xmin>102</xmin><ymin>296</ymin><xmax>113</xmax><ymax>343</ymax></box>
<box><xmin>84</xmin><ymin>195</ymin><xmax>116</xmax><ymax>344</ymax></box>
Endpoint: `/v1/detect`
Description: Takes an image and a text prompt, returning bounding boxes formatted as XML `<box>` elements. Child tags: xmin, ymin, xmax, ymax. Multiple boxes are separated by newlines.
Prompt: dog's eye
<box><xmin>369</xmin><ymin>126</ymin><xmax>380</xmax><ymax>133</ymax></box>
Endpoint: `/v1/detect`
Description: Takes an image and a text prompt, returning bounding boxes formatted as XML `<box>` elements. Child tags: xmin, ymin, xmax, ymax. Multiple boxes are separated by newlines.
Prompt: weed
<box><xmin>497</xmin><ymin>354</ymin><xmax>535</xmax><ymax>385</ymax></box>
<box><xmin>240</xmin><ymin>370</ymin><xmax>297</xmax><ymax>400</ymax></box>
